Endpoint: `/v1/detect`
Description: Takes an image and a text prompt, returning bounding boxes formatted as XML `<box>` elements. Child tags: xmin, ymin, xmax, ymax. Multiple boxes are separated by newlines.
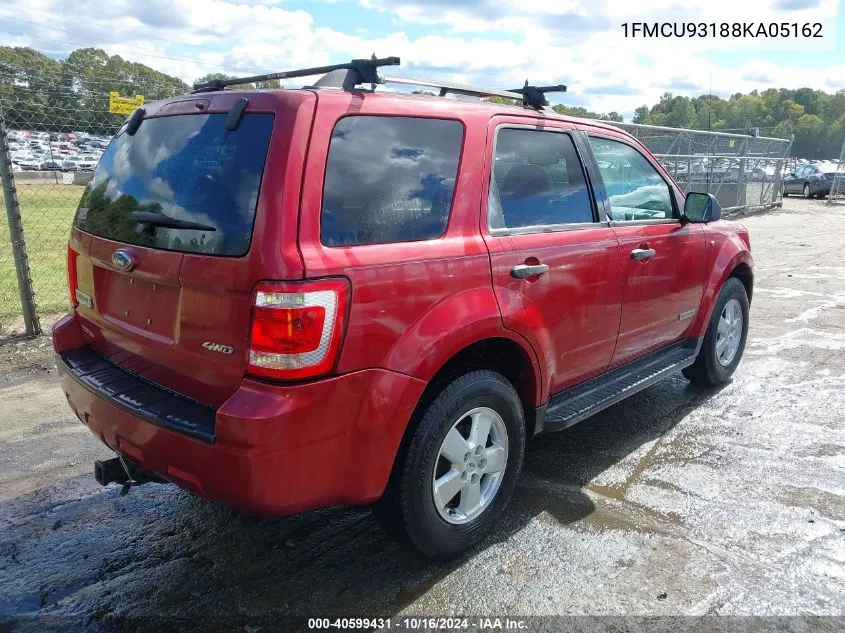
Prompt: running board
<box><xmin>539</xmin><ymin>338</ymin><xmax>701</xmax><ymax>434</ymax></box>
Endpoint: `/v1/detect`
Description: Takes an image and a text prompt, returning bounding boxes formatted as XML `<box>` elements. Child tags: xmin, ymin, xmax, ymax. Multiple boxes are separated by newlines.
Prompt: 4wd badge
<box><xmin>202</xmin><ymin>341</ymin><xmax>234</xmax><ymax>355</ymax></box>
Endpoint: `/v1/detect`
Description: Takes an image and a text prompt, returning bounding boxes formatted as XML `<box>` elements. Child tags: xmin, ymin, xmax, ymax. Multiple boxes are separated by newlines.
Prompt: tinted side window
<box><xmin>588</xmin><ymin>137</ymin><xmax>674</xmax><ymax>221</ymax></box>
<box><xmin>321</xmin><ymin>116</ymin><xmax>463</xmax><ymax>247</ymax></box>
<box><xmin>489</xmin><ymin>129</ymin><xmax>593</xmax><ymax>230</ymax></box>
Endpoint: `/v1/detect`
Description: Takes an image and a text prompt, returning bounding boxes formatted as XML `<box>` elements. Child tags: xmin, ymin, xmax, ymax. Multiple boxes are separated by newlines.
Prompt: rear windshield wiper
<box><xmin>131</xmin><ymin>211</ymin><xmax>217</xmax><ymax>232</ymax></box>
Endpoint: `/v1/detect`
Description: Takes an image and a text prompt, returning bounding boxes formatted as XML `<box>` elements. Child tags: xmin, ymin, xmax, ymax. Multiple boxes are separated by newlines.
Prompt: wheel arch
<box><xmin>730</xmin><ymin>261</ymin><xmax>753</xmax><ymax>304</ymax></box>
<box><xmin>378</xmin><ymin>335</ymin><xmax>542</xmax><ymax>502</ymax></box>
<box><xmin>689</xmin><ymin>236</ymin><xmax>754</xmax><ymax>338</ymax></box>
<box><xmin>422</xmin><ymin>336</ymin><xmax>541</xmax><ymax>419</ymax></box>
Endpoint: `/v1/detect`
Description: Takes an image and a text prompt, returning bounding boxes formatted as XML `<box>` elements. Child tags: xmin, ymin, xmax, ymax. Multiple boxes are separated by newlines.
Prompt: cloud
<box><xmin>0</xmin><ymin>0</ymin><xmax>841</xmax><ymax>122</ymax></box>
<box><xmin>131</xmin><ymin>0</ymin><xmax>191</xmax><ymax>29</ymax></box>
<box><xmin>666</xmin><ymin>79</ymin><xmax>703</xmax><ymax>91</ymax></box>
<box><xmin>741</xmin><ymin>70</ymin><xmax>775</xmax><ymax>83</ymax></box>
<box><xmin>772</xmin><ymin>0</ymin><xmax>823</xmax><ymax>8</ymax></box>
<box><xmin>583</xmin><ymin>84</ymin><xmax>641</xmax><ymax>96</ymax></box>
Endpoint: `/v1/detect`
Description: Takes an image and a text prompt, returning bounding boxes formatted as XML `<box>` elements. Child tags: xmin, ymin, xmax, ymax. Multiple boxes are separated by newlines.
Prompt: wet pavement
<box><xmin>0</xmin><ymin>198</ymin><xmax>843</xmax><ymax>630</ymax></box>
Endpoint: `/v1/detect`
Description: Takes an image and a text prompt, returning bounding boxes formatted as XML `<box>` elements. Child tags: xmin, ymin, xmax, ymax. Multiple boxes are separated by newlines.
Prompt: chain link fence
<box><xmin>613</xmin><ymin>123</ymin><xmax>792</xmax><ymax>212</ymax></box>
<box><xmin>611</xmin><ymin>122</ymin><xmax>793</xmax><ymax>212</ymax></box>
<box><xmin>825</xmin><ymin>136</ymin><xmax>845</xmax><ymax>205</ymax></box>
<box><xmin>0</xmin><ymin>62</ymin><xmax>184</xmax><ymax>340</ymax></box>
<box><xmin>0</xmin><ymin>62</ymin><xmax>794</xmax><ymax>341</ymax></box>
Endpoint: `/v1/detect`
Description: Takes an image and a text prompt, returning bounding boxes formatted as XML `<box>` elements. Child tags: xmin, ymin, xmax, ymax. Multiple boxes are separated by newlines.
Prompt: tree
<box><xmin>2</xmin><ymin>46</ymin><xmax>845</xmax><ymax>158</ymax></box>
<box><xmin>552</xmin><ymin>104</ymin><xmax>620</xmax><ymax>121</ymax></box>
<box><xmin>483</xmin><ymin>95</ymin><xmax>519</xmax><ymax>106</ymax></box>
<box><xmin>633</xmin><ymin>106</ymin><xmax>650</xmax><ymax>124</ymax></box>
<box><xmin>194</xmin><ymin>73</ymin><xmax>281</xmax><ymax>90</ymax></box>
<box><xmin>664</xmin><ymin>97</ymin><xmax>698</xmax><ymax>128</ymax></box>
<box><xmin>791</xmin><ymin>114</ymin><xmax>826</xmax><ymax>157</ymax></box>
<box><xmin>0</xmin><ymin>46</ymin><xmax>189</xmax><ymax>134</ymax></box>
<box><xmin>782</xmin><ymin>100</ymin><xmax>805</xmax><ymax>122</ymax></box>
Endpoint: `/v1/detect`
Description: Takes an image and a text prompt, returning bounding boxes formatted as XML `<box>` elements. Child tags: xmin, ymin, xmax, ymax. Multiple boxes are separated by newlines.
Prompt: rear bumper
<box><xmin>53</xmin><ymin>313</ymin><xmax>427</xmax><ymax>515</ymax></box>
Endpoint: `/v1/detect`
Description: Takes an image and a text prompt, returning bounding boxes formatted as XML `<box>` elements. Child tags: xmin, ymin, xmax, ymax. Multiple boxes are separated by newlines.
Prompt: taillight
<box><xmin>67</xmin><ymin>245</ymin><xmax>79</xmax><ymax>308</ymax></box>
<box><xmin>247</xmin><ymin>279</ymin><xmax>350</xmax><ymax>381</ymax></box>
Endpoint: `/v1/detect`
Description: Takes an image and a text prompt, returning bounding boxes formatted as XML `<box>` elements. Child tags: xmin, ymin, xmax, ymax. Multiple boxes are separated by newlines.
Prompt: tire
<box><xmin>683</xmin><ymin>277</ymin><xmax>749</xmax><ymax>387</ymax></box>
<box><xmin>375</xmin><ymin>370</ymin><xmax>526</xmax><ymax>559</ymax></box>
<box><xmin>803</xmin><ymin>183</ymin><xmax>813</xmax><ymax>199</ymax></box>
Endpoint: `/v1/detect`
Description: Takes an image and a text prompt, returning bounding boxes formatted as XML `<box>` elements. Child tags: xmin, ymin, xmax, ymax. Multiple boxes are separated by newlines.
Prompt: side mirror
<box><xmin>682</xmin><ymin>192</ymin><xmax>721</xmax><ymax>224</ymax></box>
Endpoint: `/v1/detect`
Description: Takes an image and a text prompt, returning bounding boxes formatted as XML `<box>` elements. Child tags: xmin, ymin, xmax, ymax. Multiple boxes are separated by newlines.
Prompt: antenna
<box><xmin>707</xmin><ymin>72</ymin><xmax>713</xmax><ymax>191</ymax></box>
<box><xmin>708</xmin><ymin>73</ymin><xmax>712</xmax><ymax>134</ymax></box>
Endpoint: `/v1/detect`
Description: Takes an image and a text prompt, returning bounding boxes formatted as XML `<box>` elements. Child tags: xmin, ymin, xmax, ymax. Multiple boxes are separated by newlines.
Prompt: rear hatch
<box><xmin>68</xmin><ymin>92</ymin><xmax>314</xmax><ymax>407</ymax></box>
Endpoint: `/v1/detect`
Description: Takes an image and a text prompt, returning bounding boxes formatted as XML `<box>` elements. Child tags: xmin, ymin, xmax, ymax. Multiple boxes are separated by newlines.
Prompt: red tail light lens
<box><xmin>247</xmin><ymin>279</ymin><xmax>349</xmax><ymax>381</ymax></box>
<box><xmin>67</xmin><ymin>245</ymin><xmax>79</xmax><ymax>308</ymax></box>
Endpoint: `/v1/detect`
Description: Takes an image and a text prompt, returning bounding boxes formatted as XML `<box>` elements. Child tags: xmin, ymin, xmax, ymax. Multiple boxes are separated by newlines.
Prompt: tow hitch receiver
<box><xmin>94</xmin><ymin>458</ymin><xmax>129</xmax><ymax>486</ymax></box>
<box><xmin>94</xmin><ymin>457</ymin><xmax>164</xmax><ymax>496</ymax></box>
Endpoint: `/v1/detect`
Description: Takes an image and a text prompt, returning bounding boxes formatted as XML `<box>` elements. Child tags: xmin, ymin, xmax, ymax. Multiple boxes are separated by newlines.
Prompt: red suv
<box><xmin>54</xmin><ymin>58</ymin><xmax>752</xmax><ymax>558</ymax></box>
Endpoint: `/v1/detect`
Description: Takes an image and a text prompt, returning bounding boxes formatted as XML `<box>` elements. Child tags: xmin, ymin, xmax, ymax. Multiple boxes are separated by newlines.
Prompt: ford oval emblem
<box><xmin>111</xmin><ymin>249</ymin><xmax>136</xmax><ymax>272</ymax></box>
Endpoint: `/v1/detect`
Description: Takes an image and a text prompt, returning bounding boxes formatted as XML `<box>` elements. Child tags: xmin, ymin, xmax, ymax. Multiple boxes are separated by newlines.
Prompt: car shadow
<box><xmin>0</xmin><ymin>375</ymin><xmax>725</xmax><ymax>630</ymax></box>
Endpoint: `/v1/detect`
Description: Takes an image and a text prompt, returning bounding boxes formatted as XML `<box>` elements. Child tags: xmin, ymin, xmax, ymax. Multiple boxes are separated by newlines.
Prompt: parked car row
<box><xmin>7</xmin><ymin>129</ymin><xmax>110</xmax><ymax>172</ymax></box>
<box><xmin>659</xmin><ymin>156</ymin><xmax>840</xmax><ymax>191</ymax></box>
<box><xmin>658</xmin><ymin>156</ymin><xmax>779</xmax><ymax>183</ymax></box>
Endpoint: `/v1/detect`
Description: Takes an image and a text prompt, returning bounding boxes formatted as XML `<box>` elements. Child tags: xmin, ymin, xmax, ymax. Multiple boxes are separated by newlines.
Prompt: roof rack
<box><xmin>191</xmin><ymin>56</ymin><xmax>567</xmax><ymax>110</ymax></box>
<box><xmin>358</xmin><ymin>76</ymin><xmax>566</xmax><ymax>110</ymax></box>
<box><xmin>379</xmin><ymin>76</ymin><xmax>523</xmax><ymax>103</ymax></box>
<box><xmin>191</xmin><ymin>56</ymin><xmax>401</xmax><ymax>92</ymax></box>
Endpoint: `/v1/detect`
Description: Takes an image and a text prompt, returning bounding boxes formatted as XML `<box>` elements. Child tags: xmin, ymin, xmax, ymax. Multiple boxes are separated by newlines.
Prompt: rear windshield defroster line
<box><xmin>74</xmin><ymin>112</ymin><xmax>274</xmax><ymax>257</ymax></box>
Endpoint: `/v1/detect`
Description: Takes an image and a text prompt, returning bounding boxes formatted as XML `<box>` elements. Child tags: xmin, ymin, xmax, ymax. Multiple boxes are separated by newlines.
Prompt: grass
<box><xmin>1</xmin><ymin>184</ymin><xmax>83</xmax><ymax>322</ymax></box>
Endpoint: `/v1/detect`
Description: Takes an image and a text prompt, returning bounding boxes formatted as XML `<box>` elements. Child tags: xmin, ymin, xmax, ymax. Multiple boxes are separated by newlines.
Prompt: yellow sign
<box><xmin>109</xmin><ymin>92</ymin><xmax>144</xmax><ymax>115</ymax></box>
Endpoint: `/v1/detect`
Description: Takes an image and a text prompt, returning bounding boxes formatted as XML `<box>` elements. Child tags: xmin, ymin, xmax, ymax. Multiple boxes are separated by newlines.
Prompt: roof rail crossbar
<box><xmin>380</xmin><ymin>76</ymin><xmax>523</xmax><ymax>102</ymax></box>
<box><xmin>191</xmin><ymin>56</ymin><xmax>401</xmax><ymax>92</ymax></box>
<box><xmin>506</xmin><ymin>83</ymin><xmax>568</xmax><ymax>110</ymax></box>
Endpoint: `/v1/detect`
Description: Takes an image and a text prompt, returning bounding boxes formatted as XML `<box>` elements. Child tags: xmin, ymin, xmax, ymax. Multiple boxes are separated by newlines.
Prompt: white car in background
<box><xmin>16</xmin><ymin>155</ymin><xmax>42</xmax><ymax>170</ymax></box>
<box><xmin>77</xmin><ymin>156</ymin><xmax>99</xmax><ymax>171</ymax></box>
<box><xmin>40</xmin><ymin>158</ymin><xmax>62</xmax><ymax>171</ymax></box>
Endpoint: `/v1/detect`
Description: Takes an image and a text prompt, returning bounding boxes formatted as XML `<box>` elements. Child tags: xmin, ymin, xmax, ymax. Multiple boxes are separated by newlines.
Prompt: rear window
<box><xmin>321</xmin><ymin>116</ymin><xmax>464</xmax><ymax>247</ymax></box>
<box><xmin>74</xmin><ymin>113</ymin><xmax>274</xmax><ymax>256</ymax></box>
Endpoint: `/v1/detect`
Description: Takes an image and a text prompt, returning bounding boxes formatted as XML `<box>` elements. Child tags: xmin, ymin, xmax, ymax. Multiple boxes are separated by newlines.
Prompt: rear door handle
<box><xmin>630</xmin><ymin>248</ymin><xmax>656</xmax><ymax>261</ymax></box>
<box><xmin>510</xmin><ymin>263</ymin><xmax>550</xmax><ymax>279</ymax></box>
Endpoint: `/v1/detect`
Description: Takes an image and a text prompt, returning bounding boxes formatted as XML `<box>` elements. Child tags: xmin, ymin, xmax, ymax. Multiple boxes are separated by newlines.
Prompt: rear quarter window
<box><xmin>320</xmin><ymin>116</ymin><xmax>464</xmax><ymax>247</ymax></box>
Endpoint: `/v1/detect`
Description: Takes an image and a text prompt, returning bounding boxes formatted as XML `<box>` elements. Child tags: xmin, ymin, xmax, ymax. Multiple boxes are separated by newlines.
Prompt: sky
<box><xmin>0</xmin><ymin>0</ymin><xmax>842</xmax><ymax>119</ymax></box>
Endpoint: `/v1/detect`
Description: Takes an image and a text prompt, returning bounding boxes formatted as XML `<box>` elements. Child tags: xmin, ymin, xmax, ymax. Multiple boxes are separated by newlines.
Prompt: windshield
<box><xmin>73</xmin><ymin>112</ymin><xmax>274</xmax><ymax>256</ymax></box>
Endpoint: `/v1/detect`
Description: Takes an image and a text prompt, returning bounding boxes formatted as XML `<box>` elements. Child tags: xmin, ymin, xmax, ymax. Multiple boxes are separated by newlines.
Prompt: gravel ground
<box><xmin>0</xmin><ymin>198</ymin><xmax>843</xmax><ymax>631</ymax></box>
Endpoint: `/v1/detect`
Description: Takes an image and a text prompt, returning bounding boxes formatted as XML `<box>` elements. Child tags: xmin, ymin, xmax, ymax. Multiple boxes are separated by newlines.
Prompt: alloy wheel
<box><xmin>432</xmin><ymin>407</ymin><xmax>508</xmax><ymax>525</ymax></box>
<box><xmin>716</xmin><ymin>298</ymin><xmax>743</xmax><ymax>366</ymax></box>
